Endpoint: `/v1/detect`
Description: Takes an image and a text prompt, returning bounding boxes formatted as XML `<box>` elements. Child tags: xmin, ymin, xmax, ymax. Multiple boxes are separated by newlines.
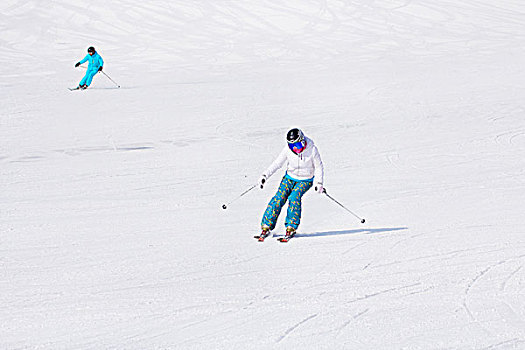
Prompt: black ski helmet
<box><xmin>87</xmin><ymin>46</ymin><xmax>96</xmax><ymax>53</ymax></box>
<box><xmin>287</xmin><ymin>128</ymin><xmax>304</xmax><ymax>144</ymax></box>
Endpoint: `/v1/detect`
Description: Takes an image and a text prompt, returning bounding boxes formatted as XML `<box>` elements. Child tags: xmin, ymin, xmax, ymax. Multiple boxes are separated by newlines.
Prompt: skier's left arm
<box><xmin>97</xmin><ymin>55</ymin><xmax>104</xmax><ymax>72</ymax></box>
<box><xmin>313</xmin><ymin>146</ymin><xmax>325</xmax><ymax>193</ymax></box>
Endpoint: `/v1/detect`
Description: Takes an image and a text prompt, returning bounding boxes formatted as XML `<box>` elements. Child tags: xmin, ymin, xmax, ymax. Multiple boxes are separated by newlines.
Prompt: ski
<box><xmin>68</xmin><ymin>87</ymin><xmax>80</xmax><ymax>91</ymax></box>
<box><xmin>278</xmin><ymin>233</ymin><xmax>296</xmax><ymax>243</ymax></box>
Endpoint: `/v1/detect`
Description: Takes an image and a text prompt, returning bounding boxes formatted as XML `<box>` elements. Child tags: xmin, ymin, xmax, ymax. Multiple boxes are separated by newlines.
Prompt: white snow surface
<box><xmin>1</xmin><ymin>1</ymin><xmax>525</xmax><ymax>349</ymax></box>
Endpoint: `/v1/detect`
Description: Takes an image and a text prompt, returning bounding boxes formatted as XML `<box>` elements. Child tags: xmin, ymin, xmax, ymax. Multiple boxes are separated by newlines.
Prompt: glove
<box><xmin>75</xmin><ymin>62</ymin><xmax>80</xmax><ymax>67</ymax></box>
<box><xmin>315</xmin><ymin>183</ymin><xmax>325</xmax><ymax>194</ymax></box>
<box><xmin>98</xmin><ymin>66</ymin><xmax>103</xmax><ymax>72</ymax></box>
<box><xmin>259</xmin><ymin>175</ymin><xmax>267</xmax><ymax>189</ymax></box>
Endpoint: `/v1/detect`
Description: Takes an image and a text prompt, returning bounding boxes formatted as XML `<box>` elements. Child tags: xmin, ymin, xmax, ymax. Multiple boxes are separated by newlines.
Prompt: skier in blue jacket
<box><xmin>75</xmin><ymin>46</ymin><xmax>104</xmax><ymax>90</ymax></box>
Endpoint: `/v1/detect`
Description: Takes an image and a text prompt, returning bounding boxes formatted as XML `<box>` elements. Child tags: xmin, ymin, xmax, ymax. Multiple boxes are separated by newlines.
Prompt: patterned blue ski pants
<box><xmin>261</xmin><ymin>175</ymin><xmax>313</xmax><ymax>230</ymax></box>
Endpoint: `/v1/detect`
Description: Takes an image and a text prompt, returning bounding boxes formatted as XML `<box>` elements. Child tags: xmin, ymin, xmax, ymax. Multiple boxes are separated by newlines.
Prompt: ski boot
<box><xmin>279</xmin><ymin>227</ymin><xmax>296</xmax><ymax>242</ymax></box>
<box><xmin>80</xmin><ymin>84</ymin><xmax>88</xmax><ymax>90</ymax></box>
<box><xmin>254</xmin><ymin>225</ymin><xmax>271</xmax><ymax>242</ymax></box>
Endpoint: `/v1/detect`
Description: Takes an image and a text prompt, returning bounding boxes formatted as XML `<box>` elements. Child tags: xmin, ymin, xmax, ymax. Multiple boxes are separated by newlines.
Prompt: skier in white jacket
<box><xmin>258</xmin><ymin>128</ymin><xmax>324</xmax><ymax>239</ymax></box>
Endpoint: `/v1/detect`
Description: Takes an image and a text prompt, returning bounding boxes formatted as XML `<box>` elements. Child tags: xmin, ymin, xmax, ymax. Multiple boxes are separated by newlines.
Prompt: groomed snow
<box><xmin>1</xmin><ymin>1</ymin><xmax>524</xmax><ymax>349</ymax></box>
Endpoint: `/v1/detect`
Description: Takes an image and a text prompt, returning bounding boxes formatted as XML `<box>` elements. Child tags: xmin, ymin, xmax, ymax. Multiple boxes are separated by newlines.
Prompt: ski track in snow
<box><xmin>462</xmin><ymin>254</ymin><xmax>525</xmax><ymax>338</ymax></box>
<box><xmin>335</xmin><ymin>308</ymin><xmax>370</xmax><ymax>339</ymax></box>
<box><xmin>500</xmin><ymin>266</ymin><xmax>522</xmax><ymax>292</ymax></box>
<box><xmin>276</xmin><ymin>313</ymin><xmax>318</xmax><ymax>344</ymax></box>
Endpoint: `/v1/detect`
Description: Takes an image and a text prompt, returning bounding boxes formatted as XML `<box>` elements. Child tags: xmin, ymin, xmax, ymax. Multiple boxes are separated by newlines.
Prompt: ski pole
<box><xmin>323</xmin><ymin>190</ymin><xmax>366</xmax><ymax>223</ymax></box>
<box><xmin>222</xmin><ymin>184</ymin><xmax>257</xmax><ymax>210</ymax></box>
<box><xmin>100</xmin><ymin>71</ymin><xmax>121</xmax><ymax>88</ymax></box>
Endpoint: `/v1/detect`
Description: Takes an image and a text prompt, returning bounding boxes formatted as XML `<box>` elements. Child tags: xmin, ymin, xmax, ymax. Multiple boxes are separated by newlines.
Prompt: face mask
<box><xmin>288</xmin><ymin>140</ymin><xmax>306</xmax><ymax>154</ymax></box>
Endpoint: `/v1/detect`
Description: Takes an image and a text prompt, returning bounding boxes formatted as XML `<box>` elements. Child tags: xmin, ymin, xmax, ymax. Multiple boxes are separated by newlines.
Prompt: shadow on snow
<box><xmin>275</xmin><ymin>227</ymin><xmax>408</xmax><ymax>239</ymax></box>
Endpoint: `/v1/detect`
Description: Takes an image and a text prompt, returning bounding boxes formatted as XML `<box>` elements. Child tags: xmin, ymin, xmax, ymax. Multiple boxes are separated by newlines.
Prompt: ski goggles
<box><xmin>288</xmin><ymin>140</ymin><xmax>306</xmax><ymax>154</ymax></box>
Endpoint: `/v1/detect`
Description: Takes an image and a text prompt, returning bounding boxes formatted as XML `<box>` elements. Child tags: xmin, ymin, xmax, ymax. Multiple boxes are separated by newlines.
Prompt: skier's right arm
<box><xmin>262</xmin><ymin>147</ymin><xmax>288</xmax><ymax>180</ymax></box>
<box><xmin>78</xmin><ymin>55</ymin><xmax>89</xmax><ymax>65</ymax></box>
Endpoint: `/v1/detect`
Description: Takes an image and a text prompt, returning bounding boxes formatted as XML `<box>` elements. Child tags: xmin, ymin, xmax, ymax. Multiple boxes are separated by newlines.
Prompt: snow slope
<box><xmin>1</xmin><ymin>0</ymin><xmax>525</xmax><ymax>349</ymax></box>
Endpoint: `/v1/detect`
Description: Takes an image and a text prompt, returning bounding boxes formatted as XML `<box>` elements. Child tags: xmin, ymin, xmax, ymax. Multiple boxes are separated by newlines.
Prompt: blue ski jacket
<box><xmin>79</xmin><ymin>52</ymin><xmax>104</xmax><ymax>71</ymax></box>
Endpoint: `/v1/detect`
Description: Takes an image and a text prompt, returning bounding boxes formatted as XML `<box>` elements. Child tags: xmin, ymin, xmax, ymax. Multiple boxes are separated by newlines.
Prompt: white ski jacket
<box><xmin>263</xmin><ymin>136</ymin><xmax>324</xmax><ymax>184</ymax></box>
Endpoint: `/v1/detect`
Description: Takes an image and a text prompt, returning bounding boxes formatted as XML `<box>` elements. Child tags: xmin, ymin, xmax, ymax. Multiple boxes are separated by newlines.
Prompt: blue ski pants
<box><xmin>261</xmin><ymin>175</ymin><xmax>313</xmax><ymax>230</ymax></box>
<box><xmin>79</xmin><ymin>69</ymin><xmax>98</xmax><ymax>87</ymax></box>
